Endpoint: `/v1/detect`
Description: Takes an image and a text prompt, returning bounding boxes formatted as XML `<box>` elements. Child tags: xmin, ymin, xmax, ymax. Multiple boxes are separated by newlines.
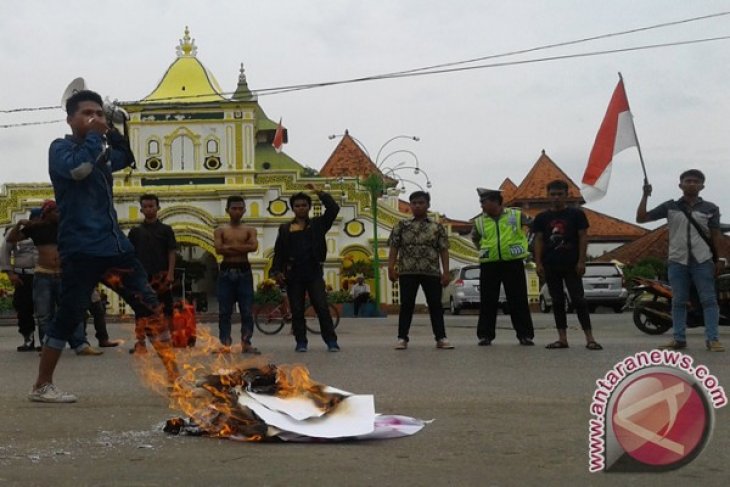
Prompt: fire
<box><xmin>134</xmin><ymin>325</ymin><xmax>340</xmax><ymax>441</ymax></box>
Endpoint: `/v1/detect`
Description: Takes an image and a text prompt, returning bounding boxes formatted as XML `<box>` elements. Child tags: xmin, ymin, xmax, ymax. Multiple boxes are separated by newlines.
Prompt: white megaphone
<box><xmin>60</xmin><ymin>77</ymin><xmax>87</xmax><ymax>110</ymax></box>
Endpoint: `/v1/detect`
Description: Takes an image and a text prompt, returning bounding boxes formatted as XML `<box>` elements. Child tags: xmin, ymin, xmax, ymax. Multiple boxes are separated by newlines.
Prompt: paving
<box><xmin>0</xmin><ymin>311</ymin><xmax>728</xmax><ymax>486</ymax></box>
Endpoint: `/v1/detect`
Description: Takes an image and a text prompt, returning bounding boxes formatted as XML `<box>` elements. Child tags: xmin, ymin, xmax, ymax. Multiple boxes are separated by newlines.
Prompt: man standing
<box><xmin>388</xmin><ymin>191</ymin><xmax>453</xmax><ymax>350</ymax></box>
<box><xmin>7</xmin><ymin>200</ymin><xmax>104</xmax><ymax>356</ymax></box>
<box><xmin>214</xmin><ymin>195</ymin><xmax>260</xmax><ymax>354</ymax></box>
<box><xmin>471</xmin><ymin>188</ymin><xmax>534</xmax><ymax>346</ymax></box>
<box><xmin>1</xmin><ymin>209</ymin><xmax>39</xmax><ymax>351</ymax></box>
<box><xmin>637</xmin><ymin>169</ymin><xmax>724</xmax><ymax>352</ymax></box>
<box><xmin>271</xmin><ymin>184</ymin><xmax>339</xmax><ymax>352</ymax></box>
<box><xmin>350</xmin><ymin>274</ymin><xmax>371</xmax><ymax>317</ymax></box>
<box><xmin>29</xmin><ymin>89</ymin><xmax>178</xmax><ymax>403</ymax></box>
<box><xmin>128</xmin><ymin>194</ymin><xmax>177</xmax><ymax>354</ymax></box>
<box><xmin>533</xmin><ymin>180</ymin><xmax>602</xmax><ymax>350</ymax></box>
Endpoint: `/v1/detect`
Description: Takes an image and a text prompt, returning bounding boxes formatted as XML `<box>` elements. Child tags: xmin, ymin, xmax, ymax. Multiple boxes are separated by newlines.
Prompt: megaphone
<box><xmin>60</xmin><ymin>77</ymin><xmax>87</xmax><ymax>110</ymax></box>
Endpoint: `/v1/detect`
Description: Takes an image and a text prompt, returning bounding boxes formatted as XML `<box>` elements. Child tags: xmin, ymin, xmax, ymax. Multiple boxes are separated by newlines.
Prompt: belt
<box><xmin>13</xmin><ymin>268</ymin><xmax>34</xmax><ymax>275</ymax></box>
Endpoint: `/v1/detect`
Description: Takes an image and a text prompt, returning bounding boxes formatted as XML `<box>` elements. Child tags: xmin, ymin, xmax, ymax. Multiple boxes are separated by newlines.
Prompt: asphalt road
<box><xmin>1</xmin><ymin>311</ymin><xmax>728</xmax><ymax>486</ymax></box>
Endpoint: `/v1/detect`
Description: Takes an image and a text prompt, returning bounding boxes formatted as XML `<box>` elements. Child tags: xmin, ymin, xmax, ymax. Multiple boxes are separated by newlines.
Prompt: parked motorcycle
<box><xmin>630</xmin><ymin>275</ymin><xmax>730</xmax><ymax>335</ymax></box>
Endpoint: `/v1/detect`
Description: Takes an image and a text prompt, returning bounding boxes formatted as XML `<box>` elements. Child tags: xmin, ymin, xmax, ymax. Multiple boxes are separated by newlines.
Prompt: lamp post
<box><xmin>328</xmin><ymin>133</ymin><xmax>429</xmax><ymax>311</ymax></box>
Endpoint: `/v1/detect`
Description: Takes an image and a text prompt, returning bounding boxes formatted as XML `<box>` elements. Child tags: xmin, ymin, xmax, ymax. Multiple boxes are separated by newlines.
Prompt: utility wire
<box><xmin>1</xmin><ymin>12</ymin><xmax>729</xmax><ymax>124</ymax></box>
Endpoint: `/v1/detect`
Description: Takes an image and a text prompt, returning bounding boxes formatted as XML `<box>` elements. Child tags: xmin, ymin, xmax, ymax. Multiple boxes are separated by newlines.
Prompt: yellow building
<box><xmin>0</xmin><ymin>28</ymin><xmax>480</xmax><ymax>313</ymax></box>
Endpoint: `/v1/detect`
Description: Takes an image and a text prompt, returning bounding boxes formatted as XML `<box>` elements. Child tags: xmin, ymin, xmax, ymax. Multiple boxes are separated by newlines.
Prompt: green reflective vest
<box><xmin>475</xmin><ymin>208</ymin><xmax>529</xmax><ymax>263</ymax></box>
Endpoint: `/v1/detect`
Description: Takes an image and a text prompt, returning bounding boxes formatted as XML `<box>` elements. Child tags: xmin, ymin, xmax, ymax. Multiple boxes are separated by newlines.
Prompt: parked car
<box><xmin>538</xmin><ymin>262</ymin><xmax>628</xmax><ymax>313</ymax></box>
<box><xmin>441</xmin><ymin>265</ymin><xmax>508</xmax><ymax>315</ymax></box>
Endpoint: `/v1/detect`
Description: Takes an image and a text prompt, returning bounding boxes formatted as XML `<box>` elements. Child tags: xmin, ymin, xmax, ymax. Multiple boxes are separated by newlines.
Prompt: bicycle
<box><xmin>254</xmin><ymin>294</ymin><xmax>340</xmax><ymax>335</ymax></box>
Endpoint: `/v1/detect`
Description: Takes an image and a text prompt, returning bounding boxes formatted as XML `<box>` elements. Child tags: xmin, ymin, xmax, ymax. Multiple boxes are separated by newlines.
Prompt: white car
<box><xmin>539</xmin><ymin>262</ymin><xmax>628</xmax><ymax>313</ymax></box>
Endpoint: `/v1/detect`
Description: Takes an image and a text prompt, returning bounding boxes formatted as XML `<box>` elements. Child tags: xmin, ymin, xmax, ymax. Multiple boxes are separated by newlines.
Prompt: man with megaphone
<box><xmin>28</xmin><ymin>89</ymin><xmax>178</xmax><ymax>403</ymax></box>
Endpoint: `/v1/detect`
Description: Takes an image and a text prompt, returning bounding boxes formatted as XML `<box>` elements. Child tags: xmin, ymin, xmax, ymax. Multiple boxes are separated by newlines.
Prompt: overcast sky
<box><xmin>2</xmin><ymin>0</ymin><xmax>730</xmax><ymax>225</ymax></box>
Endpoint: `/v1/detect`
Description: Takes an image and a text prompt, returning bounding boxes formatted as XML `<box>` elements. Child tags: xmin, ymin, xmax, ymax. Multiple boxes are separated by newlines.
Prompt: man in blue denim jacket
<box><xmin>29</xmin><ymin>90</ymin><xmax>179</xmax><ymax>403</ymax></box>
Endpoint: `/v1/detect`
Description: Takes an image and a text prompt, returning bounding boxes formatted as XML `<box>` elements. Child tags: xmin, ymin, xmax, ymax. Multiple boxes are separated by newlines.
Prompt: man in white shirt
<box><xmin>350</xmin><ymin>274</ymin><xmax>371</xmax><ymax>317</ymax></box>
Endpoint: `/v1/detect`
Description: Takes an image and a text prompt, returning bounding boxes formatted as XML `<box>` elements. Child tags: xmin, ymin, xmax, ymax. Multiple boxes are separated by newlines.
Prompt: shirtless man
<box><xmin>214</xmin><ymin>195</ymin><xmax>260</xmax><ymax>354</ymax></box>
<box><xmin>7</xmin><ymin>200</ymin><xmax>103</xmax><ymax>355</ymax></box>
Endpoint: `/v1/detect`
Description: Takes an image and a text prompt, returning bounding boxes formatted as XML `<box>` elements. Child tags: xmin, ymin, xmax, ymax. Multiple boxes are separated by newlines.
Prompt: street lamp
<box><xmin>328</xmin><ymin>133</ymin><xmax>429</xmax><ymax>311</ymax></box>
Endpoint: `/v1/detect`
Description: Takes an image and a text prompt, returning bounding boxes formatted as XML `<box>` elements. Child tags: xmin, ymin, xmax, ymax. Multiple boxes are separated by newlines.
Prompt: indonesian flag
<box><xmin>272</xmin><ymin>118</ymin><xmax>284</xmax><ymax>153</ymax></box>
<box><xmin>581</xmin><ymin>78</ymin><xmax>638</xmax><ymax>202</ymax></box>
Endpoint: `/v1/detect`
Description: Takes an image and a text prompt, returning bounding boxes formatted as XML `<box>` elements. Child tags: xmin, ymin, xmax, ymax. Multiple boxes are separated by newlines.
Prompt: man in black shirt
<box><xmin>128</xmin><ymin>194</ymin><xmax>177</xmax><ymax>354</ymax></box>
<box><xmin>533</xmin><ymin>180</ymin><xmax>602</xmax><ymax>350</ymax></box>
<box><xmin>271</xmin><ymin>184</ymin><xmax>339</xmax><ymax>352</ymax></box>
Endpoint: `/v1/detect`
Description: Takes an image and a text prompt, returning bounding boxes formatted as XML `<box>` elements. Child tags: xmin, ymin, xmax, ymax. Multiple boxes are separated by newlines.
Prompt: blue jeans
<box><xmin>45</xmin><ymin>252</ymin><xmax>167</xmax><ymax>351</ymax></box>
<box><xmin>668</xmin><ymin>259</ymin><xmax>719</xmax><ymax>342</ymax></box>
<box><xmin>34</xmin><ymin>272</ymin><xmax>88</xmax><ymax>351</ymax></box>
<box><xmin>217</xmin><ymin>268</ymin><xmax>254</xmax><ymax>346</ymax></box>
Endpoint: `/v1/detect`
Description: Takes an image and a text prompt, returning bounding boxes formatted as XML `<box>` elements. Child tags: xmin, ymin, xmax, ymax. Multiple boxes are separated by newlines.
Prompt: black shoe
<box><xmin>478</xmin><ymin>338</ymin><xmax>492</xmax><ymax>346</ymax></box>
<box><xmin>519</xmin><ymin>338</ymin><xmax>535</xmax><ymax>346</ymax></box>
<box><xmin>327</xmin><ymin>341</ymin><xmax>340</xmax><ymax>352</ymax></box>
<box><xmin>17</xmin><ymin>336</ymin><xmax>35</xmax><ymax>352</ymax></box>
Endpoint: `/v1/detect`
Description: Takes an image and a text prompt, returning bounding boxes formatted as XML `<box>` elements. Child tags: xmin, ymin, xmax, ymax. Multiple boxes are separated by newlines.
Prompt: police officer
<box><xmin>471</xmin><ymin>188</ymin><xmax>535</xmax><ymax>346</ymax></box>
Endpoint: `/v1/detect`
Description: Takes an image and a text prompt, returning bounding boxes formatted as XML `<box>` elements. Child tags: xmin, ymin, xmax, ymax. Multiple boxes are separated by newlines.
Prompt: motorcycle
<box><xmin>630</xmin><ymin>274</ymin><xmax>730</xmax><ymax>335</ymax></box>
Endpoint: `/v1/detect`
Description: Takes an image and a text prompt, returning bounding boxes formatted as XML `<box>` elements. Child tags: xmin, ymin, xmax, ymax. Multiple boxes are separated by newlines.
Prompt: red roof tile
<box><xmin>499</xmin><ymin>178</ymin><xmax>518</xmax><ymax>204</ymax></box>
<box><xmin>597</xmin><ymin>225</ymin><xmax>730</xmax><ymax>265</ymax></box>
<box><xmin>519</xmin><ymin>207</ymin><xmax>649</xmax><ymax>241</ymax></box>
<box><xmin>506</xmin><ymin>151</ymin><xmax>584</xmax><ymax>205</ymax></box>
<box><xmin>319</xmin><ymin>132</ymin><xmax>381</xmax><ymax>178</ymax></box>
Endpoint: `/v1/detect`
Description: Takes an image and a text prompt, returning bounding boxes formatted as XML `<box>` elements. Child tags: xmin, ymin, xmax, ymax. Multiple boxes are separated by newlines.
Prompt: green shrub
<box><xmin>327</xmin><ymin>290</ymin><xmax>352</xmax><ymax>304</ymax></box>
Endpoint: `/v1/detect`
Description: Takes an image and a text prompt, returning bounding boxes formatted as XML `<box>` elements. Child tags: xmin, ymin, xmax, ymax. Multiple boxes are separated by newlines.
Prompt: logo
<box><xmin>589</xmin><ymin>351</ymin><xmax>726</xmax><ymax>473</ymax></box>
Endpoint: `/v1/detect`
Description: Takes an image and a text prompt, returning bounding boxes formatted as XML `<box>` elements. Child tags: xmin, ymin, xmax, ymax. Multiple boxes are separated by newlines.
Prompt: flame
<box><xmin>134</xmin><ymin>326</ymin><xmax>342</xmax><ymax>441</ymax></box>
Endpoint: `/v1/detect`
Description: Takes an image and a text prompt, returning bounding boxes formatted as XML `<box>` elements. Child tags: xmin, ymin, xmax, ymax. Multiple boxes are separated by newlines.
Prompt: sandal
<box><xmin>586</xmin><ymin>341</ymin><xmax>603</xmax><ymax>351</ymax></box>
<box><xmin>545</xmin><ymin>341</ymin><xmax>569</xmax><ymax>349</ymax></box>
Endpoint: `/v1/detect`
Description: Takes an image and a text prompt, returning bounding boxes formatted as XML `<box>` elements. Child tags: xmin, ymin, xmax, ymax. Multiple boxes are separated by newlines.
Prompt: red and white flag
<box><xmin>272</xmin><ymin>118</ymin><xmax>284</xmax><ymax>153</ymax></box>
<box><xmin>581</xmin><ymin>78</ymin><xmax>639</xmax><ymax>202</ymax></box>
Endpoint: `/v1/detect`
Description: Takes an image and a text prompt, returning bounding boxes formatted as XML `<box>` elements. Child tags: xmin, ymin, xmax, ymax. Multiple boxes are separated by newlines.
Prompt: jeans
<box><xmin>34</xmin><ymin>272</ymin><xmax>88</xmax><ymax>351</ymax></box>
<box><xmin>217</xmin><ymin>268</ymin><xmax>255</xmax><ymax>346</ymax></box>
<box><xmin>477</xmin><ymin>260</ymin><xmax>534</xmax><ymax>342</ymax></box>
<box><xmin>397</xmin><ymin>274</ymin><xmax>447</xmax><ymax>342</ymax></box>
<box><xmin>668</xmin><ymin>259</ymin><xmax>719</xmax><ymax>342</ymax></box>
<box><xmin>86</xmin><ymin>300</ymin><xmax>109</xmax><ymax>343</ymax></box>
<box><xmin>45</xmin><ymin>252</ymin><xmax>167</xmax><ymax>351</ymax></box>
<box><xmin>544</xmin><ymin>266</ymin><xmax>592</xmax><ymax>331</ymax></box>
<box><xmin>286</xmin><ymin>274</ymin><xmax>337</xmax><ymax>345</ymax></box>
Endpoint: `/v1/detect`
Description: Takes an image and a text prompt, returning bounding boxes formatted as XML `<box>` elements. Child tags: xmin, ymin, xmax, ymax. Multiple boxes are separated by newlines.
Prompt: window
<box><xmin>206</xmin><ymin>139</ymin><xmax>218</xmax><ymax>154</ymax></box>
<box><xmin>585</xmin><ymin>264</ymin><xmax>622</xmax><ymax>277</ymax></box>
<box><xmin>148</xmin><ymin>139</ymin><xmax>159</xmax><ymax>155</ymax></box>
<box><xmin>171</xmin><ymin>135</ymin><xmax>194</xmax><ymax>171</ymax></box>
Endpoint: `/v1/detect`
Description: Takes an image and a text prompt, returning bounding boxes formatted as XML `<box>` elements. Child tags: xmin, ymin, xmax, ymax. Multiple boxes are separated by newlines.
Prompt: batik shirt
<box><xmin>388</xmin><ymin>217</ymin><xmax>449</xmax><ymax>276</ymax></box>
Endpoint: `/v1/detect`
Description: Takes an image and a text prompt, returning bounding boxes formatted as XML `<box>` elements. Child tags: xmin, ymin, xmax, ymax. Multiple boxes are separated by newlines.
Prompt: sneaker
<box><xmin>76</xmin><ymin>346</ymin><xmax>103</xmax><ymax>356</ymax></box>
<box><xmin>327</xmin><ymin>342</ymin><xmax>340</xmax><ymax>352</ymax></box>
<box><xmin>98</xmin><ymin>340</ymin><xmax>121</xmax><ymax>348</ymax></box>
<box><xmin>478</xmin><ymin>338</ymin><xmax>491</xmax><ymax>346</ymax></box>
<box><xmin>658</xmin><ymin>340</ymin><xmax>687</xmax><ymax>350</ymax></box>
<box><xmin>394</xmin><ymin>339</ymin><xmax>408</xmax><ymax>350</ymax></box>
<box><xmin>28</xmin><ymin>383</ymin><xmax>77</xmax><ymax>403</ymax></box>
<box><xmin>241</xmin><ymin>343</ymin><xmax>261</xmax><ymax>355</ymax></box>
<box><xmin>295</xmin><ymin>342</ymin><xmax>308</xmax><ymax>353</ymax></box>
<box><xmin>436</xmin><ymin>339</ymin><xmax>454</xmax><ymax>349</ymax></box>
<box><xmin>129</xmin><ymin>342</ymin><xmax>148</xmax><ymax>355</ymax></box>
<box><xmin>706</xmin><ymin>340</ymin><xmax>725</xmax><ymax>352</ymax></box>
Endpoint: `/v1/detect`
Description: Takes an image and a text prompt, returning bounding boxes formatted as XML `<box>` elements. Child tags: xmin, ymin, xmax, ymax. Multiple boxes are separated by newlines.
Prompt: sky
<box><xmin>2</xmin><ymin>0</ymin><xmax>730</xmax><ymax>225</ymax></box>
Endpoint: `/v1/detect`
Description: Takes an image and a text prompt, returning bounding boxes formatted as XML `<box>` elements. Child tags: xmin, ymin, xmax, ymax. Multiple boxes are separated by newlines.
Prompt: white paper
<box><xmin>239</xmin><ymin>393</ymin><xmax>375</xmax><ymax>438</ymax></box>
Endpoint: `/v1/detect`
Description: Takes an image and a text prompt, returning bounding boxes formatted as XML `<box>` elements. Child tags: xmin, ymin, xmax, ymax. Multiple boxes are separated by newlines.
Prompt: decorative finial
<box><xmin>176</xmin><ymin>25</ymin><xmax>198</xmax><ymax>57</ymax></box>
<box><xmin>344</xmin><ymin>129</ymin><xmax>349</xmax><ymax>135</ymax></box>
<box><xmin>238</xmin><ymin>63</ymin><xmax>247</xmax><ymax>84</ymax></box>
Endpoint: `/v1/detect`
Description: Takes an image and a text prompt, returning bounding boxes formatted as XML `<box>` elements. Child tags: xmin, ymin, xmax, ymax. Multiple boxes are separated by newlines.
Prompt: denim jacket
<box><xmin>49</xmin><ymin>131</ymin><xmax>135</xmax><ymax>258</ymax></box>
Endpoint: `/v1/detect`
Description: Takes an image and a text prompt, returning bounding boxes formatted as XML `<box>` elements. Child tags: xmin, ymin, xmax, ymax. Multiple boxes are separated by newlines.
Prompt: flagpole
<box><xmin>618</xmin><ymin>72</ymin><xmax>649</xmax><ymax>185</ymax></box>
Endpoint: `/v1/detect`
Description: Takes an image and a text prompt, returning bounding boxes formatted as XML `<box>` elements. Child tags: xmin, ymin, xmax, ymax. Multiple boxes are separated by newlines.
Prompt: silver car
<box><xmin>442</xmin><ymin>265</ymin><xmax>508</xmax><ymax>314</ymax></box>
<box><xmin>539</xmin><ymin>262</ymin><xmax>628</xmax><ymax>313</ymax></box>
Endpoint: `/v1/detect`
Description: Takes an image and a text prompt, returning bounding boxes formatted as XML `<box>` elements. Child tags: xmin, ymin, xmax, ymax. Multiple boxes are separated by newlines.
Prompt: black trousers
<box><xmin>398</xmin><ymin>274</ymin><xmax>447</xmax><ymax>342</ymax></box>
<box><xmin>85</xmin><ymin>300</ymin><xmax>110</xmax><ymax>342</ymax></box>
<box><xmin>13</xmin><ymin>273</ymin><xmax>35</xmax><ymax>338</ymax></box>
<box><xmin>353</xmin><ymin>292</ymin><xmax>370</xmax><ymax>316</ymax></box>
<box><xmin>286</xmin><ymin>275</ymin><xmax>337</xmax><ymax>345</ymax></box>
<box><xmin>477</xmin><ymin>260</ymin><xmax>534</xmax><ymax>341</ymax></box>
<box><xmin>544</xmin><ymin>266</ymin><xmax>592</xmax><ymax>331</ymax></box>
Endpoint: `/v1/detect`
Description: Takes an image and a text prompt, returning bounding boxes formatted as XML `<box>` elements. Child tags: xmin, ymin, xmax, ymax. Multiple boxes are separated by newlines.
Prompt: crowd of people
<box><xmin>2</xmin><ymin>88</ymin><xmax>724</xmax><ymax>405</ymax></box>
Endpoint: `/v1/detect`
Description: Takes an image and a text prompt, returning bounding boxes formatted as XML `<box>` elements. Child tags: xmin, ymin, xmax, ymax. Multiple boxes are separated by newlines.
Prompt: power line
<box><xmin>0</xmin><ymin>119</ymin><xmax>64</xmax><ymax>129</ymax></box>
<box><xmin>1</xmin><ymin>16</ymin><xmax>729</xmax><ymax>122</ymax></box>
